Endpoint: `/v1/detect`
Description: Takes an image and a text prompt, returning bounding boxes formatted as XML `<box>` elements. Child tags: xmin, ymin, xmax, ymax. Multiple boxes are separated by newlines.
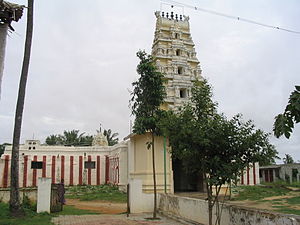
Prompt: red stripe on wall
<box><xmin>88</xmin><ymin>155</ymin><xmax>91</xmax><ymax>185</ymax></box>
<box><xmin>23</xmin><ymin>155</ymin><xmax>28</xmax><ymax>187</ymax></box>
<box><xmin>3</xmin><ymin>155</ymin><xmax>9</xmax><ymax>188</ymax></box>
<box><xmin>253</xmin><ymin>163</ymin><xmax>256</xmax><ymax>185</ymax></box>
<box><xmin>247</xmin><ymin>166</ymin><xmax>250</xmax><ymax>185</ymax></box>
<box><xmin>70</xmin><ymin>156</ymin><xmax>74</xmax><ymax>186</ymax></box>
<box><xmin>97</xmin><ymin>156</ymin><xmax>100</xmax><ymax>185</ymax></box>
<box><xmin>241</xmin><ymin>169</ymin><xmax>244</xmax><ymax>185</ymax></box>
<box><xmin>117</xmin><ymin>157</ymin><xmax>119</xmax><ymax>184</ymax></box>
<box><xmin>32</xmin><ymin>155</ymin><xmax>38</xmax><ymax>186</ymax></box>
<box><xmin>61</xmin><ymin>155</ymin><xmax>65</xmax><ymax>183</ymax></box>
<box><xmin>51</xmin><ymin>156</ymin><xmax>56</xmax><ymax>184</ymax></box>
<box><xmin>79</xmin><ymin>156</ymin><xmax>83</xmax><ymax>185</ymax></box>
<box><xmin>105</xmin><ymin>156</ymin><xmax>109</xmax><ymax>184</ymax></box>
<box><xmin>42</xmin><ymin>156</ymin><xmax>46</xmax><ymax>177</ymax></box>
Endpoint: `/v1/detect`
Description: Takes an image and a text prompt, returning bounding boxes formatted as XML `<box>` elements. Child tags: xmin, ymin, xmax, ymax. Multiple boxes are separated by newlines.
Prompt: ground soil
<box><xmin>66</xmin><ymin>198</ymin><xmax>127</xmax><ymax>214</ymax></box>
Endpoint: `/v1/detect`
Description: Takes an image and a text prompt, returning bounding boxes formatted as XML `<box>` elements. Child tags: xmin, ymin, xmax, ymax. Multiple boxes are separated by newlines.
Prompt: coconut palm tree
<box><xmin>103</xmin><ymin>129</ymin><xmax>119</xmax><ymax>146</ymax></box>
<box><xmin>10</xmin><ymin>0</ymin><xmax>33</xmax><ymax>216</ymax></box>
<box><xmin>63</xmin><ymin>130</ymin><xmax>85</xmax><ymax>146</ymax></box>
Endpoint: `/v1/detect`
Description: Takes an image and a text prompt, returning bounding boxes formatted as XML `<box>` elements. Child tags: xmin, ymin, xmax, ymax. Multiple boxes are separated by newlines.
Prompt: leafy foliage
<box><xmin>274</xmin><ymin>86</ymin><xmax>300</xmax><ymax>138</ymax></box>
<box><xmin>66</xmin><ymin>185</ymin><xmax>126</xmax><ymax>202</ymax></box>
<box><xmin>130</xmin><ymin>50</ymin><xmax>166</xmax><ymax>218</ymax></box>
<box><xmin>0</xmin><ymin>143</ymin><xmax>11</xmax><ymax>156</ymax></box>
<box><xmin>103</xmin><ymin>129</ymin><xmax>119</xmax><ymax>146</ymax></box>
<box><xmin>131</xmin><ymin>50</ymin><xmax>166</xmax><ymax>136</ymax></box>
<box><xmin>163</xmin><ymin>79</ymin><xmax>278</xmax><ymax>225</ymax></box>
<box><xmin>45</xmin><ymin>130</ymin><xmax>93</xmax><ymax>146</ymax></box>
<box><xmin>283</xmin><ymin>154</ymin><xmax>294</xmax><ymax>164</ymax></box>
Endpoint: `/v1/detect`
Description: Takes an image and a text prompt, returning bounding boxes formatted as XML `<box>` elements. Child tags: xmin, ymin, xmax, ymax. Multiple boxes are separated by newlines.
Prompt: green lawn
<box><xmin>0</xmin><ymin>203</ymin><xmax>99</xmax><ymax>225</ymax></box>
<box><xmin>232</xmin><ymin>182</ymin><xmax>300</xmax><ymax>215</ymax></box>
<box><xmin>232</xmin><ymin>183</ymin><xmax>289</xmax><ymax>201</ymax></box>
<box><xmin>65</xmin><ymin>184</ymin><xmax>127</xmax><ymax>202</ymax></box>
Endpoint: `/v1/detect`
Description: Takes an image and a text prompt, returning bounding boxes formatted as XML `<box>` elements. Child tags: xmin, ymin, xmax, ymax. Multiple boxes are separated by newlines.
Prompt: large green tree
<box><xmin>163</xmin><ymin>80</ymin><xmax>277</xmax><ymax>225</ymax></box>
<box><xmin>130</xmin><ymin>50</ymin><xmax>166</xmax><ymax>219</ymax></box>
<box><xmin>10</xmin><ymin>0</ymin><xmax>34</xmax><ymax>216</ymax></box>
<box><xmin>274</xmin><ymin>86</ymin><xmax>300</xmax><ymax>138</ymax></box>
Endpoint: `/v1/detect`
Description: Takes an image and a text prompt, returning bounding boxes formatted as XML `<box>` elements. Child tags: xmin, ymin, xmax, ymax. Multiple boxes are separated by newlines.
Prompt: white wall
<box><xmin>129</xmin><ymin>178</ymin><xmax>158</xmax><ymax>213</ymax></box>
<box><xmin>159</xmin><ymin>194</ymin><xmax>300</xmax><ymax>225</ymax></box>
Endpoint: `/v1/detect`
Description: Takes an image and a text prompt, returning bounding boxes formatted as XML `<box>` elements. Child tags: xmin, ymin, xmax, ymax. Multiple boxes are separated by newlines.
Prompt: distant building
<box><xmin>260</xmin><ymin>163</ymin><xmax>300</xmax><ymax>183</ymax></box>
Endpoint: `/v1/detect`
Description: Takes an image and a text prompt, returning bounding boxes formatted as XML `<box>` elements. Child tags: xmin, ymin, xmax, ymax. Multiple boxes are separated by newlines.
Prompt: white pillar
<box><xmin>37</xmin><ymin>177</ymin><xmax>52</xmax><ymax>213</ymax></box>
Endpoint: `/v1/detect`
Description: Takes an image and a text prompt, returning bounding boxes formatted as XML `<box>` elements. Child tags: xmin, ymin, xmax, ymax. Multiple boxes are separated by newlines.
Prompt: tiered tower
<box><xmin>152</xmin><ymin>11</ymin><xmax>202</xmax><ymax>110</ymax></box>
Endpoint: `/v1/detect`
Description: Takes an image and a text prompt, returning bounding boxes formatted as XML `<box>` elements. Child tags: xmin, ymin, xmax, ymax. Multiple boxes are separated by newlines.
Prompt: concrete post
<box><xmin>37</xmin><ymin>177</ymin><xmax>52</xmax><ymax>213</ymax></box>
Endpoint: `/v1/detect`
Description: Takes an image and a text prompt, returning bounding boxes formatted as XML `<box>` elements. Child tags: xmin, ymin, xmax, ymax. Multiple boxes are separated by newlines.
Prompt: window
<box><xmin>31</xmin><ymin>161</ymin><xmax>43</xmax><ymax>169</ymax></box>
<box><xmin>175</xmin><ymin>33</ymin><xmax>179</xmax><ymax>39</ymax></box>
<box><xmin>178</xmin><ymin>67</ymin><xmax>183</xmax><ymax>74</ymax></box>
<box><xmin>180</xmin><ymin>89</ymin><xmax>187</xmax><ymax>98</ymax></box>
<box><xmin>176</xmin><ymin>49</ymin><xmax>181</xmax><ymax>56</ymax></box>
<box><xmin>85</xmin><ymin>161</ymin><xmax>96</xmax><ymax>169</ymax></box>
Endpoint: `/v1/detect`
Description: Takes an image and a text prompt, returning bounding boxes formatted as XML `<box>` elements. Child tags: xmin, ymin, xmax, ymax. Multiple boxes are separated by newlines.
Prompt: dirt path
<box><xmin>66</xmin><ymin>198</ymin><xmax>127</xmax><ymax>214</ymax></box>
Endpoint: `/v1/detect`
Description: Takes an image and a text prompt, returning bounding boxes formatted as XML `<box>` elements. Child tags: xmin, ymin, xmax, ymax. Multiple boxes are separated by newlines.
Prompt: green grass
<box><xmin>66</xmin><ymin>185</ymin><xmax>126</xmax><ymax>202</ymax></box>
<box><xmin>232</xmin><ymin>184</ymin><xmax>289</xmax><ymax>201</ymax></box>
<box><xmin>56</xmin><ymin>205</ymin><xmax>99</xmax><ymax>215</ymax></box>
<box><xmin>272</xmin><ymin>205</ymin><xmax>300</xmax><ymax>215</ymax></box>
<box><xmin>231</xmin><ymin>182</ymin><xmax>300</xmax><ymax>216</ymax></box>
<box><xmin>285</xmin><ymin>196</ymin><xmax>300</xmax><ymax>205</ymax></box>
<box><xmin>0</xmin><ymin>202</ymin><xmax>99</xmax><ymax>225</ymax></box>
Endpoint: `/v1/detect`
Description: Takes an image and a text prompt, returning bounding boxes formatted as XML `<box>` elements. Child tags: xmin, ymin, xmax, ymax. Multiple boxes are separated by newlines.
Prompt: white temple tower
<box><xmin>152</xmin><ymin>11</ymin><xmax>202</xmax><ymax>110</ymax></box>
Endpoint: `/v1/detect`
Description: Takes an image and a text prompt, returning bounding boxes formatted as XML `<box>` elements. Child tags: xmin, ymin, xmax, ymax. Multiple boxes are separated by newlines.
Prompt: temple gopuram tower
<box><xmin>152</xmin><ymin>11</ymin><xmax>202</xmax><ymax>110</ymax></box>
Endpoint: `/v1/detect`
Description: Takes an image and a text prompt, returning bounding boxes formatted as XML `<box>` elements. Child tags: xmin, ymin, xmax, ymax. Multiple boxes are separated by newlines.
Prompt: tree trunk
<box><xmin>10</xmin><ymin>0</ymin><xmax>34</xmax><ymax>216</ymax></box>
<box><xmin>0</xmin><ymin>23</ymin><xmax>8</xmax><ymax>99</ymax></box>
<box><xmin>204</xmin><ymin>174</ymin><xmax>213</xmax><ymax>225</ymax></box>
<box><xmin>207</xmin><ymin>185</ymin><xmax>213</xmax><ymax>225</ymax></box>
<box><xmin>152</xmin><ymin>133</ymin><xmax>157</xmax><ymax>218</ymax></box>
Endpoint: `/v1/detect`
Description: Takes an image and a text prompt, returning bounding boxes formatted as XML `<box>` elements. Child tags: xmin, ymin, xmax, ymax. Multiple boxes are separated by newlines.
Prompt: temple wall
<box><xmin>0</xmin><ymin>141</ymin><xmax>128</xmax><ymax>188</ymax></box>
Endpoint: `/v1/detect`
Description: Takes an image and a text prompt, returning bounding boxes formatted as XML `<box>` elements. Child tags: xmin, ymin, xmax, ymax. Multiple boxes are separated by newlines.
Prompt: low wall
<box><xmin>0</xmin><ymin>188</ymin><xmax>37</xmax><ymax>203</ymax></box>
<box><xmin>158</xmin><ymin>194</ymin><xmax>300</xmax><ymax>225</ymax></box>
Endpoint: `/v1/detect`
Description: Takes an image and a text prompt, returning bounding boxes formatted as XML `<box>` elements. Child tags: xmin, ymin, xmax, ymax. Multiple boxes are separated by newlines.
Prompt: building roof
<box><xmin>260</xmin><ymin>163</ymin><xmax>300</xmax><ymax>169</ymax></box>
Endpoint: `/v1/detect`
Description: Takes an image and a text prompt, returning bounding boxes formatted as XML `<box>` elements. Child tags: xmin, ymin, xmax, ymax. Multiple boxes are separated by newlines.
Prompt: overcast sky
<box><xmin>0</xmin><ymin>0</ymin><xmax>299</xmax><ymax>163</ymax></box>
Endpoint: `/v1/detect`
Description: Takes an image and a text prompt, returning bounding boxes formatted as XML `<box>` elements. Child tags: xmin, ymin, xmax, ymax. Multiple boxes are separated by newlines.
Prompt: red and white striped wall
<box><xmin>239</xmin><ymin>162</ymin><xmax>259</xmax><ymax>185</ymax></box>
<box><xmin>0</xmin><ymin>153</ymin><xmax>120</xmax><ymax>187</ymax></box>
